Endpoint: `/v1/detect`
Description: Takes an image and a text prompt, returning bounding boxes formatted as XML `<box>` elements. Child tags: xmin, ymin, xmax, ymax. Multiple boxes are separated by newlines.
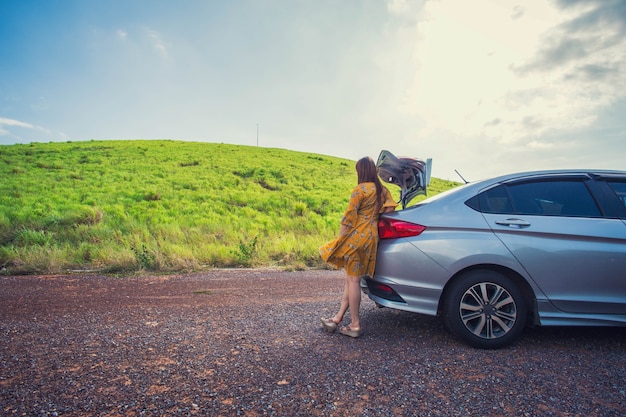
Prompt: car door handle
<box><xmin>495</xmin><ymin>218</ymin><xmax>531</xmax><ymax>228</ymax></box>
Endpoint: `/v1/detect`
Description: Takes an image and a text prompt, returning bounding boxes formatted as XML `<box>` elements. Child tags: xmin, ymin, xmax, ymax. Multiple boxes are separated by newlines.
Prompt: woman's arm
<box><xmin>381</xmin><ymin>187</ymin><xmax>398</xmax><ymax>213</ymax></box>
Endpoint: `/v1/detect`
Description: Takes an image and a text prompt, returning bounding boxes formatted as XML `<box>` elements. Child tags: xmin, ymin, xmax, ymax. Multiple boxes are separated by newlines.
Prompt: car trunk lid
<box><xmin>376</xmin><ymin>150</ymin><xmax>432</xmax><ymax>209</ymax></box>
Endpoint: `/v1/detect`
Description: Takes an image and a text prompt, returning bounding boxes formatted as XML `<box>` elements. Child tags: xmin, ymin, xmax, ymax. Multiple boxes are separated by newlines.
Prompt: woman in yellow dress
<box><xmin>319</xmin><ymin>156</ymin><xmax>397</xmax><ymax>338</ymax></box>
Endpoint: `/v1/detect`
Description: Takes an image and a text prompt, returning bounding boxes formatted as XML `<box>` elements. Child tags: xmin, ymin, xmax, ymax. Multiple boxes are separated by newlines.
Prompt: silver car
<box><xmin>366</xmin><ymin>154</ymin><xmax>626</xmax><ymax>348</ymax></box>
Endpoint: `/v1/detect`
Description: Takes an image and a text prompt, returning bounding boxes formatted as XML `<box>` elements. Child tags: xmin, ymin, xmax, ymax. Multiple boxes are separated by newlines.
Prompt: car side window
<box><xmin>606</xmin><ymin>180</ymin><xmax>626</xmax><ymax>208</ymax></box>
<box><xmin>471</xmin><ymin>179</ymin><xmax>602</xmax><ymax>217</ymax></box>
<box><xmin>507</xmin><ymin>179</ymin><xmax>601</xmax><ymax>217</ymax></box>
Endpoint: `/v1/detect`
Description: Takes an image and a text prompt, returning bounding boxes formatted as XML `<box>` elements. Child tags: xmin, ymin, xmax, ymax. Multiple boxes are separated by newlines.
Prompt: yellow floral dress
<box><xmin>319</xmin><ymin>182</ymin><xmax>397</xmax><ymax>277</ymax></box>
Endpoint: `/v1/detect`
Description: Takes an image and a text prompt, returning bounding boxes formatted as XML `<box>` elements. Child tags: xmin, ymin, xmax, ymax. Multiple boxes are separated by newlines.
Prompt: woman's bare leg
<box><xmin>346</xmin><ymin>274</ymin><xmax>361</xmax><ymax>330</ymax></box>
<box><xmin>332</xmin><ymin>279</ymin><xmax>349</xmax><ymax>324</ymax></box>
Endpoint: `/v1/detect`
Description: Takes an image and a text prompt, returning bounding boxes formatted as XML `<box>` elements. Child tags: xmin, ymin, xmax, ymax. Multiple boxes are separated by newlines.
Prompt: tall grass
<box><xmin>0</xmin><ymin>140</ymin><xmax>460</xmax><ymax>274</ymax></box>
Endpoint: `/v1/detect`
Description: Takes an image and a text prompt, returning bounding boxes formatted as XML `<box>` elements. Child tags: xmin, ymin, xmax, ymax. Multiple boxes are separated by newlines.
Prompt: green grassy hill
<box><xmin>0</xmin><ymin>140</ymin><xmax>460</xmax><ymax>275</ymax></box>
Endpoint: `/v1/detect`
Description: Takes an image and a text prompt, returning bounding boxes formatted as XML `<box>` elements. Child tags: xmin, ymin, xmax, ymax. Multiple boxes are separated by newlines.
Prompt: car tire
<box><xmin>443</xmin><ymin>270</ymin><xmax>527</xmax><ymax>349</ymax></box>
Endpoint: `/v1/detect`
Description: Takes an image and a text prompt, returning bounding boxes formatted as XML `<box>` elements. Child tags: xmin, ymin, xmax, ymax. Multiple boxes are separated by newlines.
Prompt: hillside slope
<box><xmin>0</xmin><ymin>140</ymin><xmax>459</xmax><ymax>274</ymax></box>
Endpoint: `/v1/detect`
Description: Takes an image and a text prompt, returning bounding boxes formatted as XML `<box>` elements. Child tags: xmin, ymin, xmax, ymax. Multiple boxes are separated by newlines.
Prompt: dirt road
<box><xmin>1</xmin><ymin>270</ymin><xmax>625</xmax><ymax>416</ymax></box>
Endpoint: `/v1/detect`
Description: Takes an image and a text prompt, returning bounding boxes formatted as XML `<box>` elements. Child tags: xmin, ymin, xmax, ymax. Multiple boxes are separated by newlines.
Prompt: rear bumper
<box><xmin>362</xmin><ymin>276</ymin><xmax>440</xmax><ymax>316</ymax></box>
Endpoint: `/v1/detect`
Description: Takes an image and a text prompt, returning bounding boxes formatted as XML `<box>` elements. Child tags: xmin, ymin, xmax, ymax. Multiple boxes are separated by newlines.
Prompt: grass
<box><xmin>0</xmin><ymin>140</ymin><xmax>460</xmax><ymax>275</ymax></box>
<box><xmin>193</xmin><ymin>290</ymin><xmax>213</xmax><ymax>295</ymax></box>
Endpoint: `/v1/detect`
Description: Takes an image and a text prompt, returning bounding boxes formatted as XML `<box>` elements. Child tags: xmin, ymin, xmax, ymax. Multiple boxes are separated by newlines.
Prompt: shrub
<box><xmin>294</xmin><ymin>201</ymin><xmax>307</xmax><ymax>216</ymax></box>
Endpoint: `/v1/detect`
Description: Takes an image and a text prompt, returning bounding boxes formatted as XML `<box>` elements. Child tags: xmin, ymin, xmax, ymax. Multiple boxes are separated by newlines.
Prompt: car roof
<box><xmin>473</xmin><ymin>169</ymin><xmax>626</xmax><ymax>185</ymax></box>
<box><xmin>420</xmin><ymin>169</ymin><xmax>626</xmax><ymax>204</ymax></box>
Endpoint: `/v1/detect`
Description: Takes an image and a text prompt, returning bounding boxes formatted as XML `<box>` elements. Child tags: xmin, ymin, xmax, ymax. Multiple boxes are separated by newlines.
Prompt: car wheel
<box><xmin>443</xmin><ymin>270</ymin><xmax>527</xmax><ymax>349</ymax></box>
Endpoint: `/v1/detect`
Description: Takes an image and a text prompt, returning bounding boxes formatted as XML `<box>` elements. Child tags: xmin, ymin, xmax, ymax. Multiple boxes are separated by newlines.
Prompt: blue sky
<box><xmin>1</xmin><ymin>0</ymin><xmax>625</xmax><ymax>180</ymax></box>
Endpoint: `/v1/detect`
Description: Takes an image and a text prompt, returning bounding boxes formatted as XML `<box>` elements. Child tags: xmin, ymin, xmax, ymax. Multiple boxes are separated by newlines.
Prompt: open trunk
<box><xmin>376</xmin><ymin>150</ymin><xmax>432</xmax><ymax>209</ymax></box>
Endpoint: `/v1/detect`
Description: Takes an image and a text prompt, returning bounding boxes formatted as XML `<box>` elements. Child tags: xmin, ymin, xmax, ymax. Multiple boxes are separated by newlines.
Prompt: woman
<box><xmin>319</xmin><ymin>156</ymin><xmax>397</xmax><ymax>338</ymax></box>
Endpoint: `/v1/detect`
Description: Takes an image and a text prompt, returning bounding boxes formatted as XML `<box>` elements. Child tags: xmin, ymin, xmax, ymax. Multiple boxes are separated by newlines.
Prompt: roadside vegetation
<box><xmin>0</xmin><ymin>140</ymin><xmax>460</xmax><ymax>275</ymax></box>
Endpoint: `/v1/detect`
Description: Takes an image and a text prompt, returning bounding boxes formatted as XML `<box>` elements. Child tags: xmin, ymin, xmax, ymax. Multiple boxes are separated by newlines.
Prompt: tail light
<box><xmin>367</xmin><ymin>281</ymin><xmax>406</xmax><ymax>303</ymax></box>
<box><xmin>378</xmin><ymin>218</ymin><xmax>426</xmax><ymax>239</ymax></box>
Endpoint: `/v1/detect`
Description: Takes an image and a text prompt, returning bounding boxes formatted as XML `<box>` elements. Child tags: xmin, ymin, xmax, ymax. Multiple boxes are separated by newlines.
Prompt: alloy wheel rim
<box><xmin>459</xmin><ymin>282</ymin><xmax>517</xmax><ymax>339</ymax></box>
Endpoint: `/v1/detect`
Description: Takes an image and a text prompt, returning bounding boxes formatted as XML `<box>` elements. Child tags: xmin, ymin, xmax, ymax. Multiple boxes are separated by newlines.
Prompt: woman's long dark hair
<box><xmin>356</xmin><ymin>157</ymin><xmax>385</xmax><ymax>211</ymax></box>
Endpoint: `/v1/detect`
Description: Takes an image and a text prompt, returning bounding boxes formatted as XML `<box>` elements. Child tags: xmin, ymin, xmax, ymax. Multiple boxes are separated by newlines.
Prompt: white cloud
<box><xmin>145</xmin><ymin>28</ymin><xmax>168</xmax><ymax>59</ymax></box>
<box><xmin>400</xmin><ymin>0</ymin><xmax>626</xmax><ymax>146</ymax></box>
<box><xmin>111</xmin><ymin>27</ymin><xmax>169</xmax><ymax>61</ymax></box>
<box><xmin>386</xmin><ymin>0</ymin><xmax>423</xmax><ymax>16</ymax></box>
<box><xmin>0</xmin><ymin>117</ymin><xmax>62</xmax><ymax>143</ymax></box>
<box><xmin>527</xmin><ymin>140</ymin><xmax>555</xmax><ymax>150</ymax></box>
<box><xmin>0</xmin><ymin>117</ymin><xmax>35</xmax><ymax>130</ymax></box>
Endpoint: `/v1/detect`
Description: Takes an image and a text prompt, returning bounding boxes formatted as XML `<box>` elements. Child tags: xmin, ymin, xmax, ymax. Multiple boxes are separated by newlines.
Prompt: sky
<box><xmin>1</xmin><ymin>0</ymin><xmax>625</xmax><ymax>181</ymax></box>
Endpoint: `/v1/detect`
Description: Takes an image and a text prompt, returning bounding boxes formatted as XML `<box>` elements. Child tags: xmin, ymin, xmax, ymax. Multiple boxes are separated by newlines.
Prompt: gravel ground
<box><xmin>1</xmin><ymin>270</ymin><xmax>625</xmax><ymax>416</ymax></box>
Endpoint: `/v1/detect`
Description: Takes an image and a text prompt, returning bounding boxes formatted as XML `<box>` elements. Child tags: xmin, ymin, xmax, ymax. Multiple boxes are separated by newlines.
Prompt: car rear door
<box><xmin>478</xmin><ymin>175</ymin><xmax>626</xmax><ymax>315</ymax></box>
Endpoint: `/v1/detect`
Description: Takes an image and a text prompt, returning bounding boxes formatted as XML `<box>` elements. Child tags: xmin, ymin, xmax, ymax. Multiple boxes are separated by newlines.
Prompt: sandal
<box><xmin>339</xmin><ymin>325</ymin><xmax>360</xmax><ymax>338</ymax></box>
<box><xmin>321</xmin><ymin>318</ymin><xmax>339</xmax><ymax>332</ymax></box>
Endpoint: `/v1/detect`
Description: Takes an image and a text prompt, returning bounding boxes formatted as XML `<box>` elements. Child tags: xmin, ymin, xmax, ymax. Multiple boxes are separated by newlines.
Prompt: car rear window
<box><xmin>606</xmin><ymin>180</ymin><xmax>626</xmax><ymax>208</ymax></box>
<box><xmin>473</xmin><ymin>185</ymin><xmax>512</xmax><ymax>213</ymax></box>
